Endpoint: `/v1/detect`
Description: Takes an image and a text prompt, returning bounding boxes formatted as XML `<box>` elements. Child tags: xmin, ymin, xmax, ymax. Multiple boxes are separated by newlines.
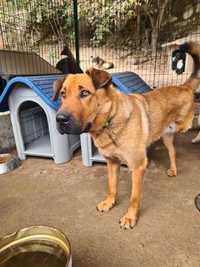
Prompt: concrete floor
<box><xmin>0</xmin><ymin>131</ymin><xmax>200</xmax><ymax>267</ymax></box>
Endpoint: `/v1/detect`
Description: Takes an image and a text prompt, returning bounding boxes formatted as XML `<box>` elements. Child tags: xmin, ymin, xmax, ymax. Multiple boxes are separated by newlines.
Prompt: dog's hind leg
<box><xmin>96</xmin><ymin>158</ymin><xmax>120</xmax><ymax>212</ymax></box>
<box><xmin>162</xmin><ymin>134</ymin><xmax>177</xmax><ymax>177</ymax></box>
<box><xmin>176</xmin><ymin>110</ymin><xmax>194</xmax><ymax>133</ymax></box>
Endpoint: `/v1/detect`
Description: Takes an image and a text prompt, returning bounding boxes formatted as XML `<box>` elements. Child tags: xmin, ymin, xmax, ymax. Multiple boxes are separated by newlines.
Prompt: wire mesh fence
<box><xmin>0</xmin><ymin>0</ymin><xmax>76</xmax><ymax>67</ymax></box>
<box><xmin>0</xmin><ymin>0</ymin><xmax>200</xmax><ymax>88</ymax></box>
<box><xmin>78</xmin><ymin>0</ymin><xmax>200</xmax><ymax>88</ymax></box>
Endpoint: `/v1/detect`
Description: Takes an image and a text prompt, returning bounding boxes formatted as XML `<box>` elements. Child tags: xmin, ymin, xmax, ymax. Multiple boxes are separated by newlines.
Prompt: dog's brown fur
<box><xmin>53</xmin><ymin>42</ymin><xmax>200</xmax><ymax>229</ymax></box>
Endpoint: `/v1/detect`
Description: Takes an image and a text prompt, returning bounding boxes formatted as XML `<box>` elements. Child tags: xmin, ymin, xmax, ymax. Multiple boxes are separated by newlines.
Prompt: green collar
<box><xmin>102</xmin><ymin>115</ymin><xmax>115</xmax><ymax>129</ymax></box>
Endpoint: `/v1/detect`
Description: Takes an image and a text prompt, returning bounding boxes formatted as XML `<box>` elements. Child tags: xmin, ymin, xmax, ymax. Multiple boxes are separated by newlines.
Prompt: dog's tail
<box><xmin>178</xmin><ymin>42</ymin><xmax>200</xmax><ymax>91</ymax></box>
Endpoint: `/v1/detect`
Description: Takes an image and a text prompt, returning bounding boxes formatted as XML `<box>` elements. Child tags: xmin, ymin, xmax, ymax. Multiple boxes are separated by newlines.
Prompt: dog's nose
<box><xmin>56</xmin><ymin>112</ymin><xmax>70</xmax><ymax>123</ymax></box>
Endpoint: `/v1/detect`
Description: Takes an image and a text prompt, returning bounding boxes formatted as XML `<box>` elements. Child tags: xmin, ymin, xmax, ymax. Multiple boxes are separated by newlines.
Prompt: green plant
<box><xmin>0</xmin><ymin>0</ymin><xmax>75</xmax><ymax>47</ymax></box>
<box><xmin>79</xmin><ymin>0</ymin><xmax>137</xmax><ymax>46</ymax></box>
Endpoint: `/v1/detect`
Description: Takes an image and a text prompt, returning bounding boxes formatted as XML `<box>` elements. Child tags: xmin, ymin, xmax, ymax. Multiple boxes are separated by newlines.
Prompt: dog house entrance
<box><xmin>19</xmin><ymin>101</ymin><xmax>52</xmax><ymax>157</ymax></box>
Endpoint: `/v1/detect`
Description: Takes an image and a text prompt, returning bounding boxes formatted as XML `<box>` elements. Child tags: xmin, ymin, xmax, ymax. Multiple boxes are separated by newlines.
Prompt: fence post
<box><xmin>73</xmin><ymin>0</ymin><xmax>80</xmax><ymax>65</ymax></box>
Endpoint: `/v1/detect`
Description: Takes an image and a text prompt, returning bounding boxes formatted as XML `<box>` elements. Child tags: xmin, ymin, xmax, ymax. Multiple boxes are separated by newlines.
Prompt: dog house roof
<box><xmin>0</xmin><ymin>50</ymin><xmax>61</xmax><ymax>76</ymax></box>
<box><xmin>0</xmin><ymin>74</ymin><xmax>64</xmax><ymax>112</ymax></box>
<box><xmin>112</xmin><ymin>72</ymin><xmax>151</xmax><ymax>94</ymax></box>
<box><xmin>0</xmin><ymin>72</ymin><xmax>151</xmax><ymax>112</ymax></box>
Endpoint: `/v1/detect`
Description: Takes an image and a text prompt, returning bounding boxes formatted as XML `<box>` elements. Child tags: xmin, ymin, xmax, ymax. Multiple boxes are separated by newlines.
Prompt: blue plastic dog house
<box><xmin>0</xmin><ymin>74</ymin><xmax>80</xmax><ymax>164</ymax></box>
<box><xmin>0</xmin><ymin>50</ymin><xmax>81</xmax><ymax>164</ymax></box>
<box><xmin>80</xmin><ymin>71</ymin><xmax>151</xmax><ymax>166</ymax></box>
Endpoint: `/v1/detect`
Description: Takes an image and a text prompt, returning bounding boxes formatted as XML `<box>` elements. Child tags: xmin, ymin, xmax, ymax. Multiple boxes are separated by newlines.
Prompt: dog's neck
<box><xmin>90</xmin><ymin>86</ymin><xmax>133</xmax><ymax>148</ymax></box>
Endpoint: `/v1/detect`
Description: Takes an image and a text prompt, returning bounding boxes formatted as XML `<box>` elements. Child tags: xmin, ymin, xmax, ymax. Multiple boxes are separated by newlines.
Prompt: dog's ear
<box><xmin>52</xmin><ymin>78</ymin><xmax>64</xmax><ymax>101</ymax></box>
<box><xmin>86</xmin><ymin>68</ymin><xmax>111</xmax><ymax>89</ymax></box>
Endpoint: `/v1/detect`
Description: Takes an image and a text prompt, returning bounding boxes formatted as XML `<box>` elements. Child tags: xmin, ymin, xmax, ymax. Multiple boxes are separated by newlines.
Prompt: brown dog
<box><xmin>52</xmin><ymin>42</ymin><xmax>200</xmax><ymax>229</ymax></box>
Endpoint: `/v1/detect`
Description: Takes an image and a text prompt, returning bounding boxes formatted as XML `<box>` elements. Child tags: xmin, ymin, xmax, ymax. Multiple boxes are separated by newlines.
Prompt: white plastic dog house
<box><xmin>0</xmin><ymin>75</ymin><xmax>80</xmax><ymax>164</ymax></box>
<box><xmin>0</xmin><ymin>50</ymin><xmax>80</xmax><ymax>164</ymax></box>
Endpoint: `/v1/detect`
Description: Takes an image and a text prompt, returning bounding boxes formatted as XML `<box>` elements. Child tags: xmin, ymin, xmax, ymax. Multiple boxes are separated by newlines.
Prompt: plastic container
<box><xmin>0</xmin><ymin>226</ymin><xmax>72</xmax><ymax>267</ymax></box>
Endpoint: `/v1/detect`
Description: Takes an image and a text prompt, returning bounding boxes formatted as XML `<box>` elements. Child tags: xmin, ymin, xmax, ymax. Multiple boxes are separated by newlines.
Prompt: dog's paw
<box><xmin>96</xmin><ymin>197</ymin><xmax>115</xmax><ymax>212</ymax></box>
<box><xmin>167</xmin><ymin>168</ymin><xmax>177</xmax><ymax>177</ymax></box>
<box><xmin>192</xmin><ymin>137</ymin><xmax>200</xmax><ymax>143</ymax></box>
<box><xmin>119</xmin><ymin>213</ymin><xmax>137</xmax><ymax>230</ymax></box>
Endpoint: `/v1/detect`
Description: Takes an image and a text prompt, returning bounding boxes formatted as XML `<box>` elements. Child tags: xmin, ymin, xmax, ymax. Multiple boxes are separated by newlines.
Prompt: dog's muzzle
<box><xmin>56</xmin><ymin>112</ymin><xmax>91</xmax><ymax>135</ymax></box>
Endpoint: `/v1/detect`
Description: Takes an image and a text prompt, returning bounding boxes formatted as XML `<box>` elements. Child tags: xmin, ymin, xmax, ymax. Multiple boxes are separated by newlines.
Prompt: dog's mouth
<box><xmin>56</xmin><ymin>116</ymin><xmax>92</xmax><ymax>135</ymax></box>
<box><xmin>57</xmin><ymin>120</ymin><xmax>81</xmax><ymax>135</ymax></box>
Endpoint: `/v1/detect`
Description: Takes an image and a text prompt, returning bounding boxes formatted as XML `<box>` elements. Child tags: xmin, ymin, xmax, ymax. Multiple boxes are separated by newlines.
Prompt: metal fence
<box><xmin>78</xmin><ymin>0</ymin><xmax>200</xmax><ymax>88</ymax></box>
<box><xmin>0</xmin><ymin>0</ymin><xmax>76</xmax><ymax>66</ymax></box>
<box><xmin>0</xmin><ymin>0</ymin><xmax>200</xmax><ymax>88</ymax></box>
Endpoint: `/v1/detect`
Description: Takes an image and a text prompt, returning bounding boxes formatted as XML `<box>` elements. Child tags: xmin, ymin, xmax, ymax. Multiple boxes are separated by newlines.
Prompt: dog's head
<box><xmin>52</xmin><ymin>68</ymin><xmax>112</xmax><ymax>135</ymax></box>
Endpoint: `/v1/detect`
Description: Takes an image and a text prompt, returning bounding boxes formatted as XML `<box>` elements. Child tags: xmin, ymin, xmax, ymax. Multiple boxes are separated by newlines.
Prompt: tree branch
<box><xmin>141</xmin><ymin>3</ymin><xmax>154</xmax><ymax>28</ymax></box>
<box><xmin>157</xmin><ymin>0</ymin><xmax>170</xmax><ymax>29</ymax></box>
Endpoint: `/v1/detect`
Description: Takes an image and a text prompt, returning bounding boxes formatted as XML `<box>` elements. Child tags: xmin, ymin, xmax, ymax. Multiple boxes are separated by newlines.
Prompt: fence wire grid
<box><xmin>0</xmin><ymin>0</ymin><xmax>200</xmax><ymax>88</ymax></box>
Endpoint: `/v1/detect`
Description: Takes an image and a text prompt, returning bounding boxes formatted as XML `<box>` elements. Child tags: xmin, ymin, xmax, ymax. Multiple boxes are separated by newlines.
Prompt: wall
<box><xmin>161</xmin><ymin>1</ymin><xmax>200</xmax><ymax>44</ymax></box>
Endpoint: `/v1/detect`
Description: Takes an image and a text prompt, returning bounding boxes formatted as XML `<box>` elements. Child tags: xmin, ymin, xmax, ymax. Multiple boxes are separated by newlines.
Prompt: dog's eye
<box><xmin>60</xmin><ymin>90</ymin><xmax>65</xmax><ymax>97</ymax></box>
<box><xmin>80</xmin><ymin>90</ymin><xmax>91</xmax><ymax>98</ymax></box>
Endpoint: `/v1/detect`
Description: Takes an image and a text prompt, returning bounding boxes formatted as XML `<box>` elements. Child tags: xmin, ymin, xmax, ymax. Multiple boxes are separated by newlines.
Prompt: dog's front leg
<box><xmin>96</xmin><ymin>158</ymin><xmax>120</xmax><ymax>212</ymax></box>
<box><xmin>119</xmin><ymin>159</ymin><xmax>147</xmax><ymax>229</ymax></box>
